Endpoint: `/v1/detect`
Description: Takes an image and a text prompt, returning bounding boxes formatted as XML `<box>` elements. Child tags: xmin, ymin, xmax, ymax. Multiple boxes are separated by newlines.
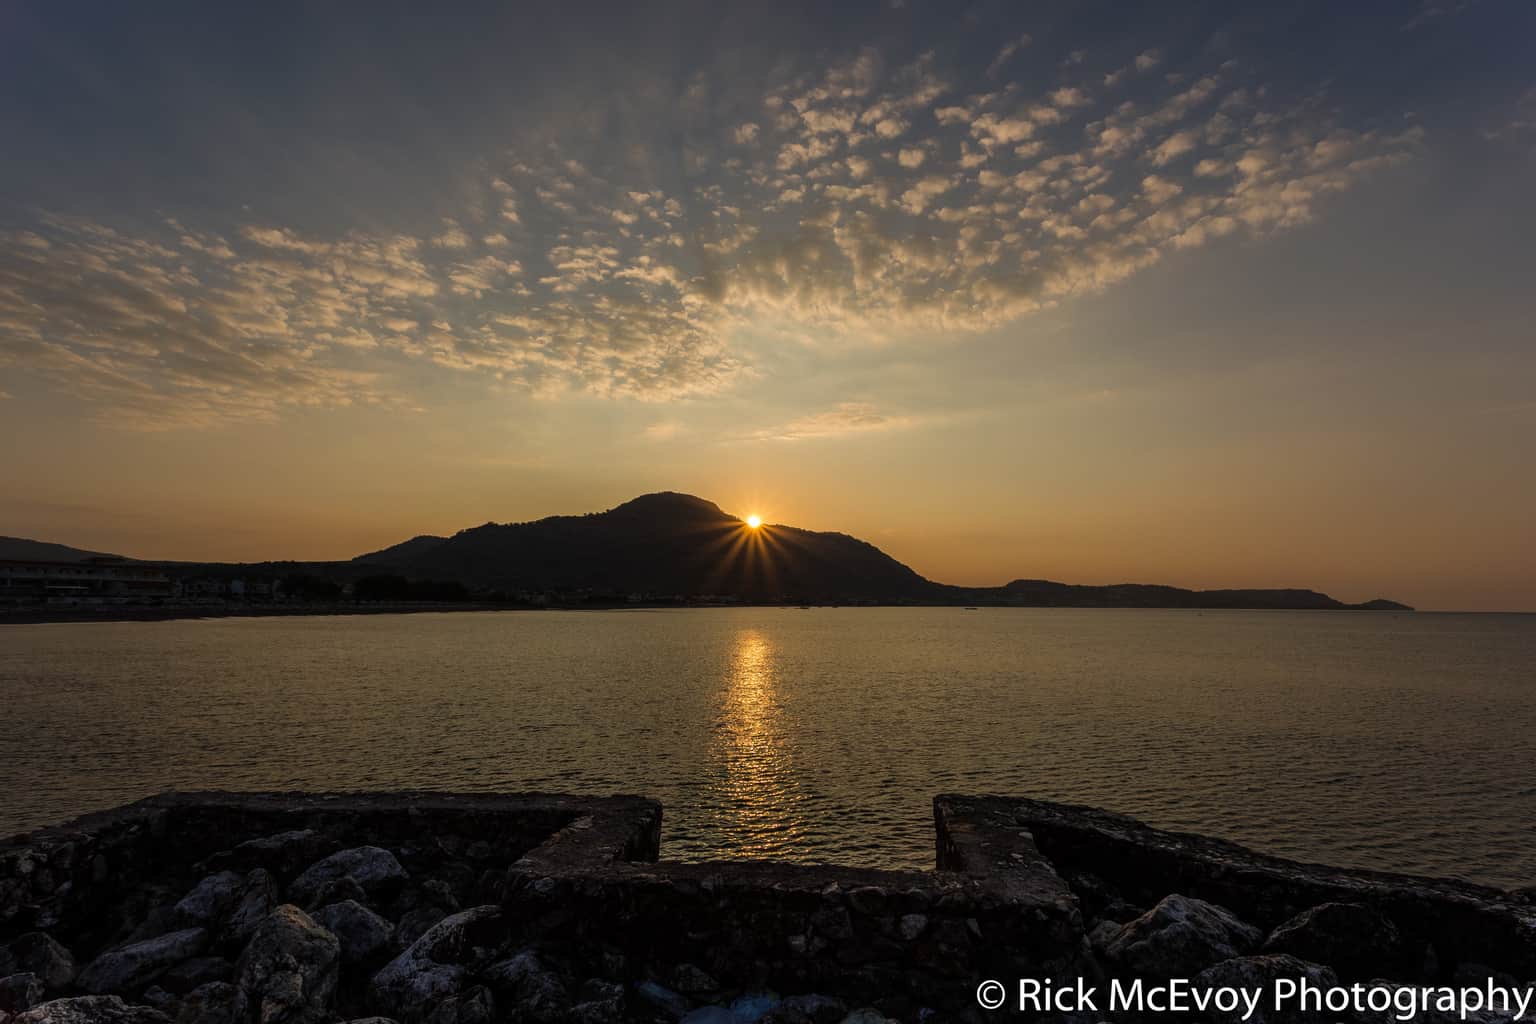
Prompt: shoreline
<box><xmin>0</xmin><ymin>601</ymin><xmax>1432</xmax><ymax>626</ymax></box>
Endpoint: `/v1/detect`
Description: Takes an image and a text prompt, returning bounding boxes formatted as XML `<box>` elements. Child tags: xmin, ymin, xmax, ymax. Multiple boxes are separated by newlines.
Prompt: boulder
<box><xmin>206</xmin><ymin>832</ymin><xmax>338</xmax><ymax>879</ymax></box>
<box><xmin>1102</xmin><ymin>894</ymin><xmax>1262</xmax><ymax>977</ymax></box>
<box><xmin>670</xmin><ymin>965</ymin><xmax>720</xmax><ymax>996</ymax></box>
<box><xmin>421</xmin><ymin>985</ymin><xmax>494</xmax><ymax>1024</ymax></box>
<box><xmin>304</xmin><ymin>878</ymin><xmax>368</xmax><ymax>911</ymax></box>
<box><xmin>730</xmin><ymin>993</ymin><xmax>781</xmax><ymax>1021</ymax></box>
<box><xmin>1193</xmin><ymin>955</ymin><xmax>1339</xmax><ymax>1024</ymax></box>
<box><xmin>392</xmin><ymin>909</ymin><xmax>446</xmax><ymax>951</ymax></box>
<box><xmin>172</xmin><ymin>982</ymin><xmax>247</xmax><ymax>1024</ymax></box>
<box><xmin>289</xmin><ymin>849</ymin><xmax>406</xmax><ymax>907</ymax></box>
<box><xmin>78</xmin><ymin>930</ymin><xmax>209</xmax><ymax>995</ymax></box>
<box><xmin>312</xmin><ymin>902</ymin><xmax>393</xmax><ymax>965</ymax></box>
<box><xmin>635</xmin><ymin>980</ymin><xmax>690</xmax><ymax>1019</ymax></box>
<box><xmin>370</xmin><ymin>907</ymin><xmax>500</xmax><ymax>1023</ymax></box>
<box><xmin>138</xmin><ymin>988</ymin><xmax>178</xmax><ymax>1016</ymax></box>
<box><xmin>679</xmin><ymin>1010</ymin><xmax>739</xmax><ymax>1024</ymax></box>
<box><xmin>235</xmin><ymin>905</ymin><xmax>339</xmax><ymax>1024</ymax></box>
<box><xmin>172</xmin><ymin>875</ymin><xmax>243</xmax><ymax>929</ymax></box>
<box><xmin>838</xmin><ymin>1012</ymin><xmax>897</xmax><ymax>1024</ymax></box>
<box><xmin>4</xmin><ymin>935</ymin><xmax>77</xmax><ymax>990</ymax></box>
<box><xmin>1262</xmin><ymin>903</ymin><xmax>1405</xmax><ymax>980</ymax></box>
<box><xmin>158</xmin><ymin>959</ymin><xmax>232</xmax><ymax>997</ymax></box>
<box><xmin>219</xmin><ymin>872</ymin><xmax>278</xmax><ymax>951</ymax></box>
<box><xmin>13</xmin><ymin>996</ymin><xmax>172</xmax><ymax>1024</ymax></box>
<box><xmin>775</xmin><ymin>995</ymin><xmax>846</xmax><ymax>1024</ymax></box>
<box><xmin>481</xmin><ymin>950</ymin><xmax>566</xmax><ymax>1020</ymax></box>
<box><xmin>0</xmin><ymin>973</ymin><xmax>45</xmax><ymax>1014</ymax></box>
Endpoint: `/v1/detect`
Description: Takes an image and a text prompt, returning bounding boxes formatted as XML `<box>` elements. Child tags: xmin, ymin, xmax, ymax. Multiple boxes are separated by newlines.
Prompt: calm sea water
<box><xmin>1</xmin><ymin>608</ymin><xmax>1532</xmax><ymax>887</ymax></box>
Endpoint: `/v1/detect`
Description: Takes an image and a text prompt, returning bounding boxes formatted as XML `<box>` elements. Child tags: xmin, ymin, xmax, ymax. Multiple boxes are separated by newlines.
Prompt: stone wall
<box><xmin>941</xmin><ymin>796</ymin><xmax>1536</xmax><ymax>984</ymax></box>
<box><xmin>1</xmin><ymin>792</ymin><xmax>1533</xmax><ymax>1024</ymax></box>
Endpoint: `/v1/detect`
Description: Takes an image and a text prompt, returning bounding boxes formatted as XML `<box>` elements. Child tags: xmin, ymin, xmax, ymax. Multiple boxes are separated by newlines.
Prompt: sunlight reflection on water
<box><xmin>704</xmin><ymin>627</ymin><xmax>809</xmax><ymax>859</ymax></box>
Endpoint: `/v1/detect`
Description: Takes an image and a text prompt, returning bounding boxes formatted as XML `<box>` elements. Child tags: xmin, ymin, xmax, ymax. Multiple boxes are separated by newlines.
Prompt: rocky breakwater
<box><xmin>2</xmin><ymin>791</ymin><xmax>1533</xmax><ymax>1024</ymax></box>
<box><xmin>938</xmin><ymin>796</ymin><xmax>1536</xmax><ymax>1024</ymax></box>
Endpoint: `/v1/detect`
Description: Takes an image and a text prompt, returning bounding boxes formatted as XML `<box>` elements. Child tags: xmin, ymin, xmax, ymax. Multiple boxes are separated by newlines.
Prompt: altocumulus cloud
<box><xmin>748</xmin><ymin>403</ymin><xmax>919</xmax><ymax>442</ymax></box>
<box><xmin>0</xmin><ymin>39</ymin><xmax>1421</xmax><ymax>428</ymax></box>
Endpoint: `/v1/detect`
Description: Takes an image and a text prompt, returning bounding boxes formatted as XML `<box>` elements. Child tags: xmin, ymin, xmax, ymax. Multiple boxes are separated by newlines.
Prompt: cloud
<box><xmin>1401</xmin><ymin>0</ymin><xmax>1479</xmax><ymax>31</ymax></box>
<box><xmin>643</xmin><ymin>420</ymin><xmax>684</xmax><ymax>440</ymax></box>
<box><xmin>0</xmin><ymin>37</ymin><xmax>1421</xmax><ymax>427</ymax></box>
<box><xmin>986</xmin><ymin>34</ymin><xmax>1032</xmax><ymax>79</ymax></box>
<box><xmin>748</xmin><ymin>402</ymin><xmax>917</xmax><ymax>441</ymax></box>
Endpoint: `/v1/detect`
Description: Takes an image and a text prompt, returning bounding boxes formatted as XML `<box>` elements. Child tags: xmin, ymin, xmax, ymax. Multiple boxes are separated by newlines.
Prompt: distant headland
<box><xmin>0</xmin><ymin>492</ymin><xmax>1412</xmax><ymax>619</ymax></box>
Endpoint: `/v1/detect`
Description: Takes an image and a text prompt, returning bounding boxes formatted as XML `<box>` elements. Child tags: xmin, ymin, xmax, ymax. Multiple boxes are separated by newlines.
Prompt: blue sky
<box><xmin>1</xmin><ymin>0</ymin><xmax>1533</xmax><ymax>609</ymax></box>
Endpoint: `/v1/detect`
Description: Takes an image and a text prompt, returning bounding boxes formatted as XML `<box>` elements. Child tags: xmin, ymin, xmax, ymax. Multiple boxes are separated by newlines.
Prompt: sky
<box><xmin>1</xmin><ymin>0</ymin><xmax>1533</xmax><ymax>611</ymax></box>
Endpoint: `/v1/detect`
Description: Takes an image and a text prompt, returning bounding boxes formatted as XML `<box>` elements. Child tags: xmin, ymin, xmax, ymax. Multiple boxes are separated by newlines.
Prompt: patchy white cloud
<box><xmin>987</xmin><ymin>34</ymin><xmax>1032</xmax><ymax>79</ymax></box>
<box><xmin>643</xmin><ymin>420</ymin><xmax>684</xmax><ymax>440</ymax></box>
<box><xmin>0</xmin><ymin>39</ymin><xmax>1421</xmax><ymax>427</ymax></box>
<box><xmin>1401</xmin><ymin>0</ymin><xmax>1479</xmax><ymax>31</ymax></box>
<box><xmin>748</xmin><ymin>402</ymin><xmax>916</xmax><ymax>441</ymax></box>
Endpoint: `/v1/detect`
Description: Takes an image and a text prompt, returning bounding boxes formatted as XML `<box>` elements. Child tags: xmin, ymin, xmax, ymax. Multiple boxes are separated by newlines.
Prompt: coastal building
<box><xmin>0</xmin><ymin>558</ymin><xmax>174</xmax><ymax>605</ymax></box>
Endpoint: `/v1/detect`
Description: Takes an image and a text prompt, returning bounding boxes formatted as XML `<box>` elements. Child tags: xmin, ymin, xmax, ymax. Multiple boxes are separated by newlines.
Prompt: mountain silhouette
<box><xmin>354</xmin><ymin>491</ymin><xmax>933</xmax><ymax>602</ymax></box>
<box><xmin>350</xmin><ymin>491</ymin><xmax>1411</xmax><ymax>610</ymax></box>
<box><xmin>0</xmin><ymin>536</ymin><xmax>121</xmax><ymax>562</ymax></box>
<box><xmin>0</xmin><ymin>493</ymin><xmax>1412</xmax><ymax>610</ymax></box>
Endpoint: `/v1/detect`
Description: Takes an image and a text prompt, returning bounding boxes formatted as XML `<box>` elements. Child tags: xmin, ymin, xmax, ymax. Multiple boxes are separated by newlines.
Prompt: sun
<box><xmin>745</xmin><ymin>515</ymin><xmax>762</xmax><ymax>529</ymax></box>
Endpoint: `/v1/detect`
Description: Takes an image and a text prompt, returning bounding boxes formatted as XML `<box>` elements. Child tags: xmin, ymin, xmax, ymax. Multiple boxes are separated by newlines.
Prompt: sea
<box><xmin>1</xmin><ymin>607</ymin><xmax>1531</xmax><ymax>888</ymax></box>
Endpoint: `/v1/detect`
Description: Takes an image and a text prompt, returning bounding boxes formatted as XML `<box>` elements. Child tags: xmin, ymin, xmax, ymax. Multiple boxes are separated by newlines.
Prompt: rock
<box><xmin>846</xmin><ymin>888</ymin><xmax>886</xmax><ymax>915</ymax></box>
<box><xmin>219</xmin><ymin>871</ymin><xmax>278</xmax><ymax>950</ymax></box>
<box><xmin>481</xmin><ymin>951</ymin><xmax>566</xmax><ymax>1021</ymax></box>
<box><xmin>312</xmin><ymin>902</ymin><xmax>393</xmax><ymax>965</ymax></box>
<box><xmin>566</xmin><ymin>1000</ymin><xmax>624</xmax><ymax>1024</ymax></box>
<box><xmin>1263</xmin><ymin>903</ymin><xmax>1405</xmax><ymax>980</ymax></box>
<box><xmin>172</xmin><ymin>875</ymin><xmax>243</xmax><ymax>929</ymax></box>
<box><xmin>289</xmin><ymin>849</ymin><xmax>406</xmax><ymax>906</ymax></box>
<box><xmin>207</xmin><ymin>832</ymin><xmax>338</xmax><ymax>879</ymax></box>
<box><xmin>670</xmin><ymin>964</ymin><xmax>719</xmax><ymax>996</ymax></box>
<box><xmin>4</xmin><ymin>935</ymin><xmax>77</xmax><ymax>990</ymax></box>
<box><xmin>79</xmin><ymin>930</ymin><xmax>209</xmax><ymax>995</ymax></box>
<box><xmin>422</xmin><ymin>985</ymin><xmax>493</xmax><ymax>1024</ymax></box>
<box><xmin>139</xmin><ymin>988</ymin><xmax>178</xmax><ymax>1016</ymax></box>
<box><xmin>731</xmin><ymin>993</ymin><xmax>781</xmax><ymax>1021</ymax></box>
<box><xmin>0</xmin><ymin>973</ymin><xmax>45</xmax><ymax>1014</ymax></box>
<box><xmin>897</xmin><ymin>914</ymin><xmax>927</xmax><ymax>941</ymax></box>
<box><xmin>158</xmin><ymin>959</ymin><xmax>232</xmax><ymax>997</ymax></box>
<box><xmin>173</xmin><ymin>982</ymin><xmax>247</xmax><ymax>1024</ymax></box>
<box><xmin>838</xmin><ymin>1012</ymin><xmax>895</xmax><ymax>1024</ymax></box>
<box><xmin>235</xmin><ymin>905</ymin><xmax>339</xmax><ymax>1024</ymax></box>
<box><xmin>578</xmin><ymin>981</ymin><xmax>624</xmax><ymax>1004</ymax></box>
<box><xmin>1087</xmin><ymin>919</ymin><xmax>1122</xmax><ymax>953</ymax></box>
<box><xmin>679</xmin><ymin>1010</ymin><xmax>739</xmax><ymax>1024</ymax></box>
<box><xmin>370</xmin><ymin>907</ymin><xmax>500</xmax><ymax>1023</ymax></box>
<box><xmin>1102</xmin><ymin>894</ymin><xmax>1262</xmax><ymax>977</ymax></box>
<box><xmin>304</xmin><ymin>877</ymin><xmax>369</xmax><ymax>910</ymax></box>
<box><xmin>418</xmin><ymin>881</ymin><xmax>459</xmax><ymax>913</ymax></box>
<box><xmin>635</xmin><ymin>980</ymin><xmax>691</xmax><ymax>1019</ymax></box>
<box><xmin>1193</xmin><ymin>955</ymin><xmax>1339</xmax><ymax>1024</ymax></box>
<box><xmin>393</xmin><ymin>909</ymin><xmax>447</xmax><ymax>951</ymax></box>
<box><xmin>777</xmin><ymin>995</ymin><xmax>846</xmax><ymax>1024</ymax></box>
<box><xmin>13</xmin><ymin>996</ymin><xmax>172</xmax><ymax>1024</ymax></box>
<box><xmin>1450</xmin><ymin>962</ymin><xmax>1521</xmax><ymax>989</ymax></box>
<box><xmin>566</xmin><ymin>981</ymin><xmax>624</xmax><ymax>1024</ymax></box>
